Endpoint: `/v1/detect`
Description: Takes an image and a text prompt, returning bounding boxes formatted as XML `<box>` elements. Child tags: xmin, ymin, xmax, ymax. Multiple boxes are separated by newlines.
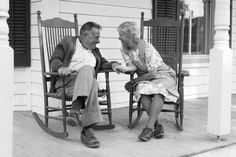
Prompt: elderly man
<box><xmin>50</xmin><ymin>22</ymin><xmax>120</xmax><ymax>148</ymax></box>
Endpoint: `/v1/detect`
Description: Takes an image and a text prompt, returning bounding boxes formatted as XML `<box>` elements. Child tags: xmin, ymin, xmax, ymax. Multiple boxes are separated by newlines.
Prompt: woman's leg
<box><xmin>140</xmin><ymin>95</ymin><xmax>152</xmax><ymax>115</ymax></box>
<box><xmin>145</xmin><ymin>94</ymin><xmax>164</xmax><ymax>129</ymax></box>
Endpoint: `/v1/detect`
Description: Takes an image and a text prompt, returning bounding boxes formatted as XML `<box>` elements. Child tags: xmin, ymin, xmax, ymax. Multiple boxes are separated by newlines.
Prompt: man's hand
<box><xmin>112</xmin><ymin>63</ymin><xmax>122</xmax><ymax>74</ymax></box>
<box><xmin>113</xmin><ymin>65</ymin><xmax>127</xmax><ymax>74</ymax></box>
<box><xmin>58</xmin><ymin>66</ymin><xmax>72</xmax><ymax>76</ymax></box>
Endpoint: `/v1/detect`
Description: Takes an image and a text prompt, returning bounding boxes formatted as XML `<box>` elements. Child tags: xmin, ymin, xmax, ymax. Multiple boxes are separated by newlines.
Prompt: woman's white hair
<box><xmin>117</xmin><ymin>22</ymin><xmax>140</xmax><ymax>38</ymax></box>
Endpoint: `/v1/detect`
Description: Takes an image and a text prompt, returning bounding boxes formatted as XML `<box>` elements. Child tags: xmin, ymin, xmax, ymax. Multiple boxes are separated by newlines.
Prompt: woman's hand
<box><xmin>125</xmin><ymin>80</ymin><xmax>134</xmax><ymax>92</ymax></box>
<box><xmin>113</xmin><ymin>65</ymin><xmax>127</xmax><ymax>74</ymax></box>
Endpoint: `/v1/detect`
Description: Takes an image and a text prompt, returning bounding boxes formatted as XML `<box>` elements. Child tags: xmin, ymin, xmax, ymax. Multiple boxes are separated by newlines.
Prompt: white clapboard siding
<box><xmin>31</xmin><ymin>71</ymin><xmax>43</xmax><ymax>84</ymax></box>
<box><xmin>31</xmin><ymin>0</ymin><xmax>42</xmax><ymax>3</ymax></box>
<box><xmin>60</xmin><ymin>1</ymin><xmax>152</xmax><ymax>18</ymax></box>
<box><xmin>60</xmin><ymin>14</ymin><xmax>143</xmax><ymax>28</ymax></box>
<box><xmin>31</xmin><ymin>37</ymin><xmax>39</xmax><ymax>49</ymax></box>
<box><xmin>182</xmin><ymin>63</ymin><xmax>210</xmax><ymax>98</ymax></box>
<box><xmin>232</xmin><ymin>0</ymin><xmax>236</xmax><ymax>93</ymax></box>
<box><xmin>31</xmin><ymin>48</ymin><xmax>41</xmax><ymax>60</ymax></box>
<box><xmin>13</xmin><ymin>68</ymin><xmax>31</xmax><ymax>110</ymax></box>
<box><xmin>61</xmin><ymin>0</ymin><xmax>152</xmax><ymax>9</ymax></box>
<box><xmin>30</xmin><ymin>0</ymin><xmax>44</xmax><ymax>113</ymax></box>
<box><xmin>99</xmin><ymin>49</ymin><xmax>124</xmax><ymax>60</ymax></box>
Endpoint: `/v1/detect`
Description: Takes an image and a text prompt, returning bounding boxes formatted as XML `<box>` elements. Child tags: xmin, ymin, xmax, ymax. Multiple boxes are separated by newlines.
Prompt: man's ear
<box><xmin>82</xmin><ymin>31</ymin><xmax>90</xmax><ymax>37</ymax></box>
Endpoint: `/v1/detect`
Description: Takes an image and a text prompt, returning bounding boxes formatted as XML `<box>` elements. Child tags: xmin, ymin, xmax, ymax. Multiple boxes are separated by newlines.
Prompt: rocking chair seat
<box><xmin>46</xmin><ymin>90</ymin><xmax>109</xmax><ymax>102</ymax></box>
<box><xmin>45</xmin><ymin>92</ymin><xmax>73</xmax><ymax>100</ymax></box>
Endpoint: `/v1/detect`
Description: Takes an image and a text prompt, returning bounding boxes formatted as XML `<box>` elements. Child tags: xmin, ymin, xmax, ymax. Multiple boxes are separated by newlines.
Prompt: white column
<box><xmin>207</xmin><ymin>0</ymin><xmax>232</xmax><ymax>136</ymax></box>
<box><xmin>0</xmin><ymin>0</ymin><xmax>13</xmax><ymax>156</ymax></box>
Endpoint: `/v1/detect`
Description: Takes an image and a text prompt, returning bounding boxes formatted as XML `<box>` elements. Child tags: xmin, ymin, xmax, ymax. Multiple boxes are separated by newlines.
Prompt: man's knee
<box><xmin>78</xmin><ymin>65</ymin><xmax>95</xmax><ymax>76</ymax></box>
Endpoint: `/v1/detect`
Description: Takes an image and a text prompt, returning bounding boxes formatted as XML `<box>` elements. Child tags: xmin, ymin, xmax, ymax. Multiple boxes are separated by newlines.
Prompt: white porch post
<box><xmin>0</xmin><ymin>0</ymin><xmax>13</xmax><ymax>156</ymax></box>
<box><xmin>207</xmin><ymin>0</ymin><xmax>232</xmax><ymax>136</ymax></box>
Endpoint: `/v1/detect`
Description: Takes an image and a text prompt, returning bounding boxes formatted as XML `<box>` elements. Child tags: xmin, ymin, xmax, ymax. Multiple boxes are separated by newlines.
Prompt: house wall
<box><xmin>30</xmin><ymin>0</ymin><xmax>44</xmax><ymax>114</ymax></box>
<box><xmin>13</xmin><ymin>0</ymin><xmax>235</xmax><ymax>112</ymax></box>
<box><xmin>232</xmin><ymin>0</ymin><xmax>236</xmax><ymax>95</ymax></box>
<box><xmin>13</xmin><ymin>68</ymin><xmax>31</xmax><ymax>110</ymax></box>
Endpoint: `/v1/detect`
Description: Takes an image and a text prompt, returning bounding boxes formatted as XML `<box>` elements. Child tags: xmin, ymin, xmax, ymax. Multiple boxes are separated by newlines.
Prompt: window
<box><xmin>182</xmin><ymin>0</ymin><xmax>215</xmax><ymax>55</ymax></box>
<box><xmin>7</xmin><ymin>0</ymin><xmax>31</xmax><ymax>67</ymax></box>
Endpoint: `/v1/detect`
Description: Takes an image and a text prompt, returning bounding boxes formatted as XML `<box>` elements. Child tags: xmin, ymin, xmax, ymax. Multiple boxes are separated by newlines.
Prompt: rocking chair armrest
<box><xmin>125</xmin><ymin>71</ymin><xmax>135</xmax><ymax>82</ymax></box>
<box><xmin>124</xmin><ymin>71</ymin><xmax>135</xmax><ymax>75</ymax></box>
<box><xmin>44</xmin><ymin>72</ymin><xmax>77</xmax><ymax>77</ymax></box>
<box><xmin>98</xmin><ymin>69</ymin><xmax>114</xmax><ymax>73</ymax></box>
<box><xmin>177</xmin><ymin>70</ymin><xmax>190</xmax><ymax>77</ymax></box>
<box><xmin>44</xmin><ymin>72</ymin><xmax>60</xmax><ymax>76</ymax></box>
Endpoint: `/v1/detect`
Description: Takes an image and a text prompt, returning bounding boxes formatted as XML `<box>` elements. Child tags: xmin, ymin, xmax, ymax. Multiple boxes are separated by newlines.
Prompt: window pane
<box><xmin>182</xmin><ymin>0</ymin><xmax>206</xmax><ymax>55</ymax></box>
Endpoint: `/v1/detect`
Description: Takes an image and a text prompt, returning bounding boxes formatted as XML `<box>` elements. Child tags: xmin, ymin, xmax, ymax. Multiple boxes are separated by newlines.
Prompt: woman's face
<box><xmin>118</xmin><ymin>32</ymin><xmax>137</xmax><ymax>50</ymax></box>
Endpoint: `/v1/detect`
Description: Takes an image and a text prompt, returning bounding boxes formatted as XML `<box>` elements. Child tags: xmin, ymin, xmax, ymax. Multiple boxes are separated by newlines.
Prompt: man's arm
<box><xmin>50</xmin><ymin>44</ymin><xmax>66</xmax><ymax>72</ymax></box>
<box><xmin>50</xmin><ymin>37</ymin><xmax>73</xmax><ymax>75</ymax></box>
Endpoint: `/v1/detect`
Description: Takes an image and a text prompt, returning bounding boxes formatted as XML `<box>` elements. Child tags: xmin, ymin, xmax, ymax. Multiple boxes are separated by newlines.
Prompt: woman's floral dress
<box><xmin>121</xmin><ymin>40</ymin><xmax>179</xmax><ymax>102</ymax></box>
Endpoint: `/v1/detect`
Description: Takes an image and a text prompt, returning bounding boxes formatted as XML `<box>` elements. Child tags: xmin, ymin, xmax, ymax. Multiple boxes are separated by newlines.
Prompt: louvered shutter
<box><xmin>8</xmin><ymin>0</ymin><xmax>31</xmax><ymax>67</ymax></box>
<box><xmin>152</xmin><ymin>0</ymin><xmax>179</xmax><ymax>20</ymax></box>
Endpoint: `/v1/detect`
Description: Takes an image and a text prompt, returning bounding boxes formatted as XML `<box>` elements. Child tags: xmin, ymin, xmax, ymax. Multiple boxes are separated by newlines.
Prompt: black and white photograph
<box><xmin>0</xmin><ymin>0</ymin><xmax>236</xmax><ymax>156</ymax></box>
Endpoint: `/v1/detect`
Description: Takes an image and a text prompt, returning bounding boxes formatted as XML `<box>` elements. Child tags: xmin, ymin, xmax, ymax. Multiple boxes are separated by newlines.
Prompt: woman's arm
<box><xmin>132</xmin><ymin>68</ymin><xmax>157</xmax><ymax>84</ymax></box>
<box><xmin>125</xmin><ymin>61</ymin><xmax>137</xmax><ymax>72</ymax></box>
<box><xmin>124</xmin><ymin>68</ymin><xmax>157</xmax><ymax>92</ymax></box>
<box><xmin>114</xmin><ymin>61</ymin><xmax>137</xmax><ymax>73</ymax></box>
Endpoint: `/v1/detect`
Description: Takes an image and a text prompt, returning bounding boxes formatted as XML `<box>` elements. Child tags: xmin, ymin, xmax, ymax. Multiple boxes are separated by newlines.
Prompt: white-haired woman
<box><xmin>114</xmin><ymin>22</ymin><xmax>179</xmax><ymax>142</ymax></box>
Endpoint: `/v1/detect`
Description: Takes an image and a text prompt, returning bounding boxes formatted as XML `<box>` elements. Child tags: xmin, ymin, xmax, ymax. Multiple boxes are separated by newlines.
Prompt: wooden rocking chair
<box><xmin>32</xmin><ymin>11</ymin><xmax>115</xmax><ymax>138</ymax></box>
<box><xmin>128</xmin><ymin>12</ymin><xmax>189</xmax><ymax>130</ymax></box>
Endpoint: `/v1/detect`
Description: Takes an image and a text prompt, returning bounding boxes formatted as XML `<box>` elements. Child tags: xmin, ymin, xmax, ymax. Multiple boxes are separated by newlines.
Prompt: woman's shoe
<box><xmin>138</xmin><ymin>128</ymin><xmax>153</xmax><ymax>142</ymax></box>
<box><xmin>154</xmin><ymin>122</ymin><xmax>164</xmax><ymax>139</ymax></box>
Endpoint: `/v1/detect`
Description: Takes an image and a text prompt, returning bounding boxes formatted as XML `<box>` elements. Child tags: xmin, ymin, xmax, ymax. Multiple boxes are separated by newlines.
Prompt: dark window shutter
<box><xmin>152</xmin><ymin>0</ymin><xmax>179</xmax><ymax>20</ymax></box>
<box><xmin>8</xmin><ymin>0</ymin><xmax>31</xmax><ymax>67</ymax></box>
<box><xmin>152</xmin><ymin>0</ymin><xmax>180</xmax><ymax>66</ymax></box>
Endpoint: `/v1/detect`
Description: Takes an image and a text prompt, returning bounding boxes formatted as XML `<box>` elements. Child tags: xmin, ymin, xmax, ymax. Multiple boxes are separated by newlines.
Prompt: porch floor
<box><xmin>14</xmin><ymin>95</ymin><xmax>236</xmax><ymax>157</ymax></box>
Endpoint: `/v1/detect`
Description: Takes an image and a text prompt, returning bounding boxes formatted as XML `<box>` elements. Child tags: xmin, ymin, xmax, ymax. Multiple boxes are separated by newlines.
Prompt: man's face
<box><xmin>83</xmin><ymin>27</ymin><xmax>100</xmax><ymax>50</ymax></box>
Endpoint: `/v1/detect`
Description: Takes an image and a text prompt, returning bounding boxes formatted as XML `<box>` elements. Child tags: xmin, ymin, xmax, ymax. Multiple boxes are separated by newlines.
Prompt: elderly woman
<box><xmin>114</xmin><ymin>22</ymin><xmax>179</xmax><ymax>142</ymax></box>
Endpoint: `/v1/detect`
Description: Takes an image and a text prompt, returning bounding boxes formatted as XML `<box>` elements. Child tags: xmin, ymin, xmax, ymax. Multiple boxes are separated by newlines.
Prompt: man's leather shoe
<box><xmin>81</xmin><ymin>128</ymin><xmax>100</xmax><ymax>148</ymax></box>
<box><xmin>66</xmin><ymin>112</ymin><xmax>79</xmax><ymax>127</ymax></box>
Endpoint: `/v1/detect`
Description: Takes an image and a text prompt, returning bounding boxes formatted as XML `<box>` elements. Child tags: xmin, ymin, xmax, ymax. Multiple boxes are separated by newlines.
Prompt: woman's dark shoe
<box><xmin>154</xmin><ymin>122</ymin><xmax>164</xmax><ymax>139</ymax></box>
<box><xmin>66</xmin><ymin>112</ymin><xmax>79</xmax><ymax>127</ymax></box>
<box><xmin>138</xmin><ymin>128</ymin><xmax>153</xmax><ymax>142</ymax></box>
<box><xmin>81</xmin><ymin>128</ymin><xmax>100</xmax><ymax>148</ymax></box>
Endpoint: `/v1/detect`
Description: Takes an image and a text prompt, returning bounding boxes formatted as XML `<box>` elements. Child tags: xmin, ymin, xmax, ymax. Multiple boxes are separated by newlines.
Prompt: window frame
<box><xmin>182</xmin><ymin>0</ymin><xmax>215</xmax><ymax>63</ymax></box>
